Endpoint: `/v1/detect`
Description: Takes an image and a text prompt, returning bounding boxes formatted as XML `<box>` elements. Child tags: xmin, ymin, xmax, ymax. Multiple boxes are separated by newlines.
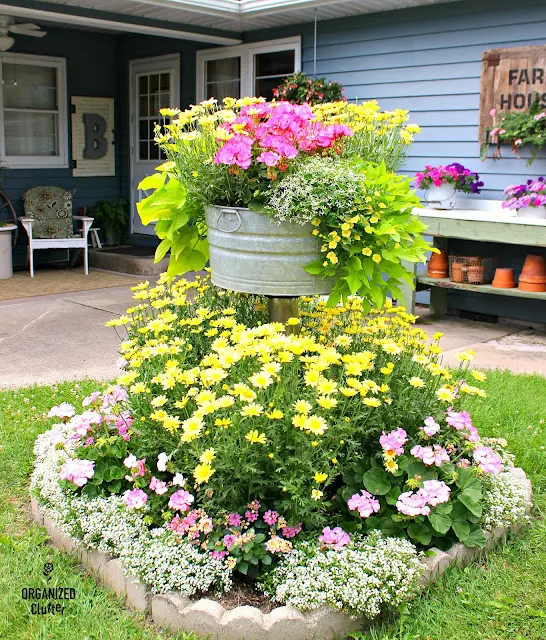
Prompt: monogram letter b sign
<box><xmin>71</xmin><ymin>97</ymin><xmax>115</xmax><ymax>176</ymax></box>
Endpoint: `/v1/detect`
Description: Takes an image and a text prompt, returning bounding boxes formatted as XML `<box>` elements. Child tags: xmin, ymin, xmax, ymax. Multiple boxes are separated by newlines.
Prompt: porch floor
<box><xmin>0</xmin><ymin>268</ymin><xmax>140</xmax><ymax>302</ymax></box>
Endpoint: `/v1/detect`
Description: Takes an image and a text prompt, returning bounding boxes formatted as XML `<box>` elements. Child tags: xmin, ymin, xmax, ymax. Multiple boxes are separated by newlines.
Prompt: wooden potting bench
<box><xmin>401</xmin><ymin>203</ymin><xmax>546</xmax><ymax>316</ymax></box>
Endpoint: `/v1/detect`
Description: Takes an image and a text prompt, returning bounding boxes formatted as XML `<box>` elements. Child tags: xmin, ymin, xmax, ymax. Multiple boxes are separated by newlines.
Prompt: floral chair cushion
<box><xmin>22</xmin><ymin>187</ymin><xmax>75</xmax><ymax>239</ymax></box>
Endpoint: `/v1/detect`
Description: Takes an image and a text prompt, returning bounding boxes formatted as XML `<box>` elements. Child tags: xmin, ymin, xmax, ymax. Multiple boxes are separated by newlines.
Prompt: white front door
<box><xmin>129</xmin><ymin>54</ymin><xmax>180</xmax><ymax>235</ymax></box>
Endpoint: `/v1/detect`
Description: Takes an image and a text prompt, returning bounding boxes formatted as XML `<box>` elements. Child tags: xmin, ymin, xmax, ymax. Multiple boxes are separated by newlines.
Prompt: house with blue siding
<box><xmin>0</xmin><ymin>0</ymin><xmax>545</xmax><ymax>321</ymax></box>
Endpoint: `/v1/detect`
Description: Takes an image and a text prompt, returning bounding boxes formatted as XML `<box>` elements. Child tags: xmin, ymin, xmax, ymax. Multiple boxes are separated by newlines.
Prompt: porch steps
<box><xmin>89</xmin><ymin>245</ymin><xmax>168</xmax><ymax>276</ymax></box>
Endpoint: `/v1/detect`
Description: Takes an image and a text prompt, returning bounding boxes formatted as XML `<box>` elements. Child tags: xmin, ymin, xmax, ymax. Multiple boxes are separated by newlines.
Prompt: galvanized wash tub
<box><xmin>205</xmin><ymin>205</ymin><xmax>333</xmax><ymax>296</ymax></box>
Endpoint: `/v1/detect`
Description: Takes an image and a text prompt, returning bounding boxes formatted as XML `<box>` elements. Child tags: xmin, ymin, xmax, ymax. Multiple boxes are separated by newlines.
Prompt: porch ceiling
<box><xmin>17</xmin><ymin>0</ymin><xmax>461</xmax><ymax>32</ymax></box>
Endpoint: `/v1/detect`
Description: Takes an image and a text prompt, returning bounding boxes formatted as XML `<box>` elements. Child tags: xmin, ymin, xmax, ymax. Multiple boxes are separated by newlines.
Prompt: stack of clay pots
<box><xmin>518</xmin><ymin>254</ymin><xmax>546</xmax><ymax>292</ymax></box>
<box><xmin>492</xmin><ymin>255</ymin><xmax>546</xmax><ymax>292</ymax></box>
<box><xmin>427</xmin><ymin>249</ymin><xmax>449</xmax><ymax>278</ymax></box>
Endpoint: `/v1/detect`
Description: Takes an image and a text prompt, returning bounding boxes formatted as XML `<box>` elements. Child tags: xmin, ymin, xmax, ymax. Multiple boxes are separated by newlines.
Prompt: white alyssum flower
<box><xmin>31</xmin><ymin>426</ymin><xmax>232</xmax><ymax>596</ymax></box>
<box><xmin>261</xmin><ymin>531</ymin><xmax>422</xmax><ymax>618</ymax></box>
<box><xmin>481</xmin><ymin>471</ymin><xmax>530</xmax><ymax>531</ymax></box>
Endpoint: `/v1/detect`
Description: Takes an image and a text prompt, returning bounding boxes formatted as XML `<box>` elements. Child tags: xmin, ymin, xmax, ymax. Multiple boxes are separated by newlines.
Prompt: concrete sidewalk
<box><xmin>1</xmin><ymin>288</ymin><xmax>545</xmax><ymax>388</ymax></box>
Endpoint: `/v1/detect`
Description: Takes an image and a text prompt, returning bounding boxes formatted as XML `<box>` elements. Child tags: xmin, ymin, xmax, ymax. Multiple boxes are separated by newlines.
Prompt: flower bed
<box><xmin>31</xmin><ymin>275</ymin><xmax>533</xmax><ymax>638</ymax></box>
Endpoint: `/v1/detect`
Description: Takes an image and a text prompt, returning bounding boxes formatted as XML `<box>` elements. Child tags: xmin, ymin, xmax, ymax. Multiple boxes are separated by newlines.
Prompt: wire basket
<box><xmin>448</xmin><ymin>256</ymin><xmax>495</xmax><ymax>285</ymax></box>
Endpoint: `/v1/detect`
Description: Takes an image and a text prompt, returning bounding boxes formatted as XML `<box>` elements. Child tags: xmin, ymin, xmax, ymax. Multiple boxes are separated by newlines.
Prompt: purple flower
<box><xmin>210</xmin><ymin>550</ymin><xmax>229</xmax><ymax>560</ymax></box>
<box><xmin>379</xmin><ymin>428</ymin><xmax>408</xmax><ymax>455</ymax></box>
<box><xmin>473</xmin><ymin>446</ymin><xmax>502</xmax><ymax>474</ymax></box>
<box><xmin>319</xmin><ymin>526</ymin><xmax>351</xmax><ymax>549</ymax></box>
<box><xmin>347</xmin><ymin>490</ymin><xmax>381</xmax><ymax>518</ymax></box>
<box><xmin>123</xmin><ymin>488</ymin><xmax>148</xmax><ymax>509</ymax></box>
<box><xmin>168</xmin><ymin>489</ymin><xmax>194</xmax><ymax>512</ymax></box>
<box><xmin>245</xmin><ymin>510</ymin><xmax>259</xmax><ymax>522</ymax></box>
<box><xmin>59</xmin><ymin>458</ymin><xmax>95</xmax><ymax>487</ymax></box>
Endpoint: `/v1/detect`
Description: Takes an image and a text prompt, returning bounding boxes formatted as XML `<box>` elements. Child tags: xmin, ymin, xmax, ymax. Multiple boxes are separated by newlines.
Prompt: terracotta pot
<box><xmin>467</xmin><ymin>265</ymin><xmax>484</xmax><ymax>284</ymax></box>
<box><xmin>520</xmin><ymin>254</ymin><xmax>546</xmax><ymax>284</ymax></box>
<box><xmin>492</xmin><ymin>268</ymin><xmax>516</xmax><ymax>288</ymax></box>
<box><xmin>518</xmin><ymin>280</ymin><xmax>546</xmax><ymax>292</ymax></box>
<box><xmin>427</xmin><ymin>249</ymin><xmax>449</xmax><ymax>278</ymax></box>
<box><xmin>451</xmin><ymin>262</ymin><xmax>464</xmax><ymax>283</ymax></box>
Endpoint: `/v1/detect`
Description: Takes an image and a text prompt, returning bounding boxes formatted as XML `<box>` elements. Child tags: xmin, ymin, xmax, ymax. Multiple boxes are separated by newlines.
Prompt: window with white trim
<box><xmin>0</xmin><ymin>53</ymin><xmax>68</xmax><ymax>168</ymax></box>
<box><xmin>197</xmin><ymin>37</ymin><xmax>301</xmax><ymax>102</ymax></box>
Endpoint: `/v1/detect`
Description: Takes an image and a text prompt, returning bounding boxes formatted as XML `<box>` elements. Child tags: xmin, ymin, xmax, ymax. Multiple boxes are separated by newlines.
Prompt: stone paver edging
<box><xmin>30</xmin><ymin>467</ymin><xmax>532</xmax><ymax>640</ymax></box>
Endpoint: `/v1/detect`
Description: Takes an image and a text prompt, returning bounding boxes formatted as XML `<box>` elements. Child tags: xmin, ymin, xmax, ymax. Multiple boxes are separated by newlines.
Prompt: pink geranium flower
<box><xmin>319</xmin><ymin>526</ymin><xmax>351</xmax><ymax>550</ymax></box>
<box><xmin>123</xmin><ymin>488</ymin><xmax>148</xmax><ymax>509</ymax></box>
<box><xmin>396</xmin><ymin>490</ymin><xmax>430</xmax><ymax>516</ymax></box>
<box><xmin>421</xmin><ymin>416</ymin><xmax>441</xmax><ymax>437</ymax></box>
<box><xmin>379</xmin><ymin>428</ymin><xmax>408</xmax><ymax>455</ymax></box>
<box><xmin>168</xmin><ymin>489</ymin><xmax>194</xmax><ymax>512</ymax></box>
<box><xmin>347</xmin><ymin>490</ymin><xmax>380</xmax><ymax>518</ymax></box>
<box><xmin>473</xmin><ymin>446</ymin><xmax>502</xmax><ymax>474</ymax></box>
<box><xmin>411</xmin><ymin>444</ymin><xmax>450</xmax><ymax>466</ymax></box>
<box><xmin>149</xmin><ymin>476</ymin><xmax>168</xmax><ymax>495</ymax></box>
<box><xmin>60</xmin><ymin>458</ymin><xmax>94</xmax><ymax>487</ymax></box>
<box><xmin>48</xmin><ymin>403</ymin><xmax>76</xmax><ymax>420</ymax></box>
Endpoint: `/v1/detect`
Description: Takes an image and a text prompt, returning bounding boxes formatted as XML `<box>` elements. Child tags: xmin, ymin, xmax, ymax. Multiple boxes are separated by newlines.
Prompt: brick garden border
<box><xmin>30</xmin><ymin>467</ymin><xmax>532</xmax><ymax>640</ymax></box>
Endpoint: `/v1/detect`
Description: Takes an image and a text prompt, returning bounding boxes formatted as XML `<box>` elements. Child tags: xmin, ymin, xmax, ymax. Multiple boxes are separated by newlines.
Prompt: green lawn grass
<box><xmin>0</xmin><ymin>371</ymin><xmax>544</xmax><ymax>640</ymax></box>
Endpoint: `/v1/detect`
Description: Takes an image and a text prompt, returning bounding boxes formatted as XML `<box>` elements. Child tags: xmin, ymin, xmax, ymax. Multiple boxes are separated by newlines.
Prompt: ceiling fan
<box><xmin>0</xmin><ymin>15</ymin><xmax>47</xmax><ymax>52</ymax></box>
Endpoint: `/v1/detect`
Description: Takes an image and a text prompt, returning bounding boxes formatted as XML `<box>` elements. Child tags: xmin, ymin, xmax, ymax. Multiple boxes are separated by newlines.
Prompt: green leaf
<box><xmin>362</xmin><ymin>467</ymin><xmax>391</xmax><ymax>495</ymax></box>
<box><xmin>261</xmin><ymin>554</ymin><xmax>272</xmax><ymax>566</ymax></box>
<box><xmin>407</xmin><ymin>522</ymin><xmax>432</xmax><ymax>546</ymax></box>
<box><xmin>458</xmin><ymin>493</ymin><xmax>483</xmax><ymax>518</ymax></box>
<box><xmin>167</xmin><ymin>248</ymin><xmax>208</xmax><ymax>276</ymax></box>
<box><xmin>303</xmin><ymin>260</ymin><xmax>324</xmax><ymax>275</ymax></box>
<box><xmin>459</xmin><ymin>476</ymin><xmax>483</xmax><ymax>503</ymax></box>
<box><xmin>452</xmin><ymin>520</ymin><xmax>470</xmax><ymax>542</ymax></box>
<box><xmin>385</xmin><ymin>485</ymin><xmax>402</xmax><ymax>506</ymax></box>
<box><xmin>138</xmin><ymin>172</ymin><xmax>166</xmax><ymax>191</ymax></box>
<box><xmin>155</xmin><ymin>238</ymin><xmax>171</xmax><ymax>262</ymax></box>
<box><xmin>429</xmin><ymin>510</ymin><xmax>452</xmax><ymax>535</ymax></box>
<box><xmin>345</xmin><ymin>271</ymin><xmax>363</xmax><ymax>295</ymax></box>
<box><xmin>238</xmin><ymin>561</ymin><xmax>249</xmax><ymax>575</ymax></box>
<box><xmin>461</xmin><ymin>526</ymin><xmax>487</xmax><ymax>549</ymax></box>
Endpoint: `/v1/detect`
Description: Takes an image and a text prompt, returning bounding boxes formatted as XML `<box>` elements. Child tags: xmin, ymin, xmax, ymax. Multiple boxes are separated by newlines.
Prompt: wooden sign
<box><xmin>71</xmin><ymin>96</ymin><xmax>115</xmax><ymax>177</ymax></box>
<box><xmin>479</xmin><ymin>45</ymin><xmax>546</xmax><ymax>143</ymax></box>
